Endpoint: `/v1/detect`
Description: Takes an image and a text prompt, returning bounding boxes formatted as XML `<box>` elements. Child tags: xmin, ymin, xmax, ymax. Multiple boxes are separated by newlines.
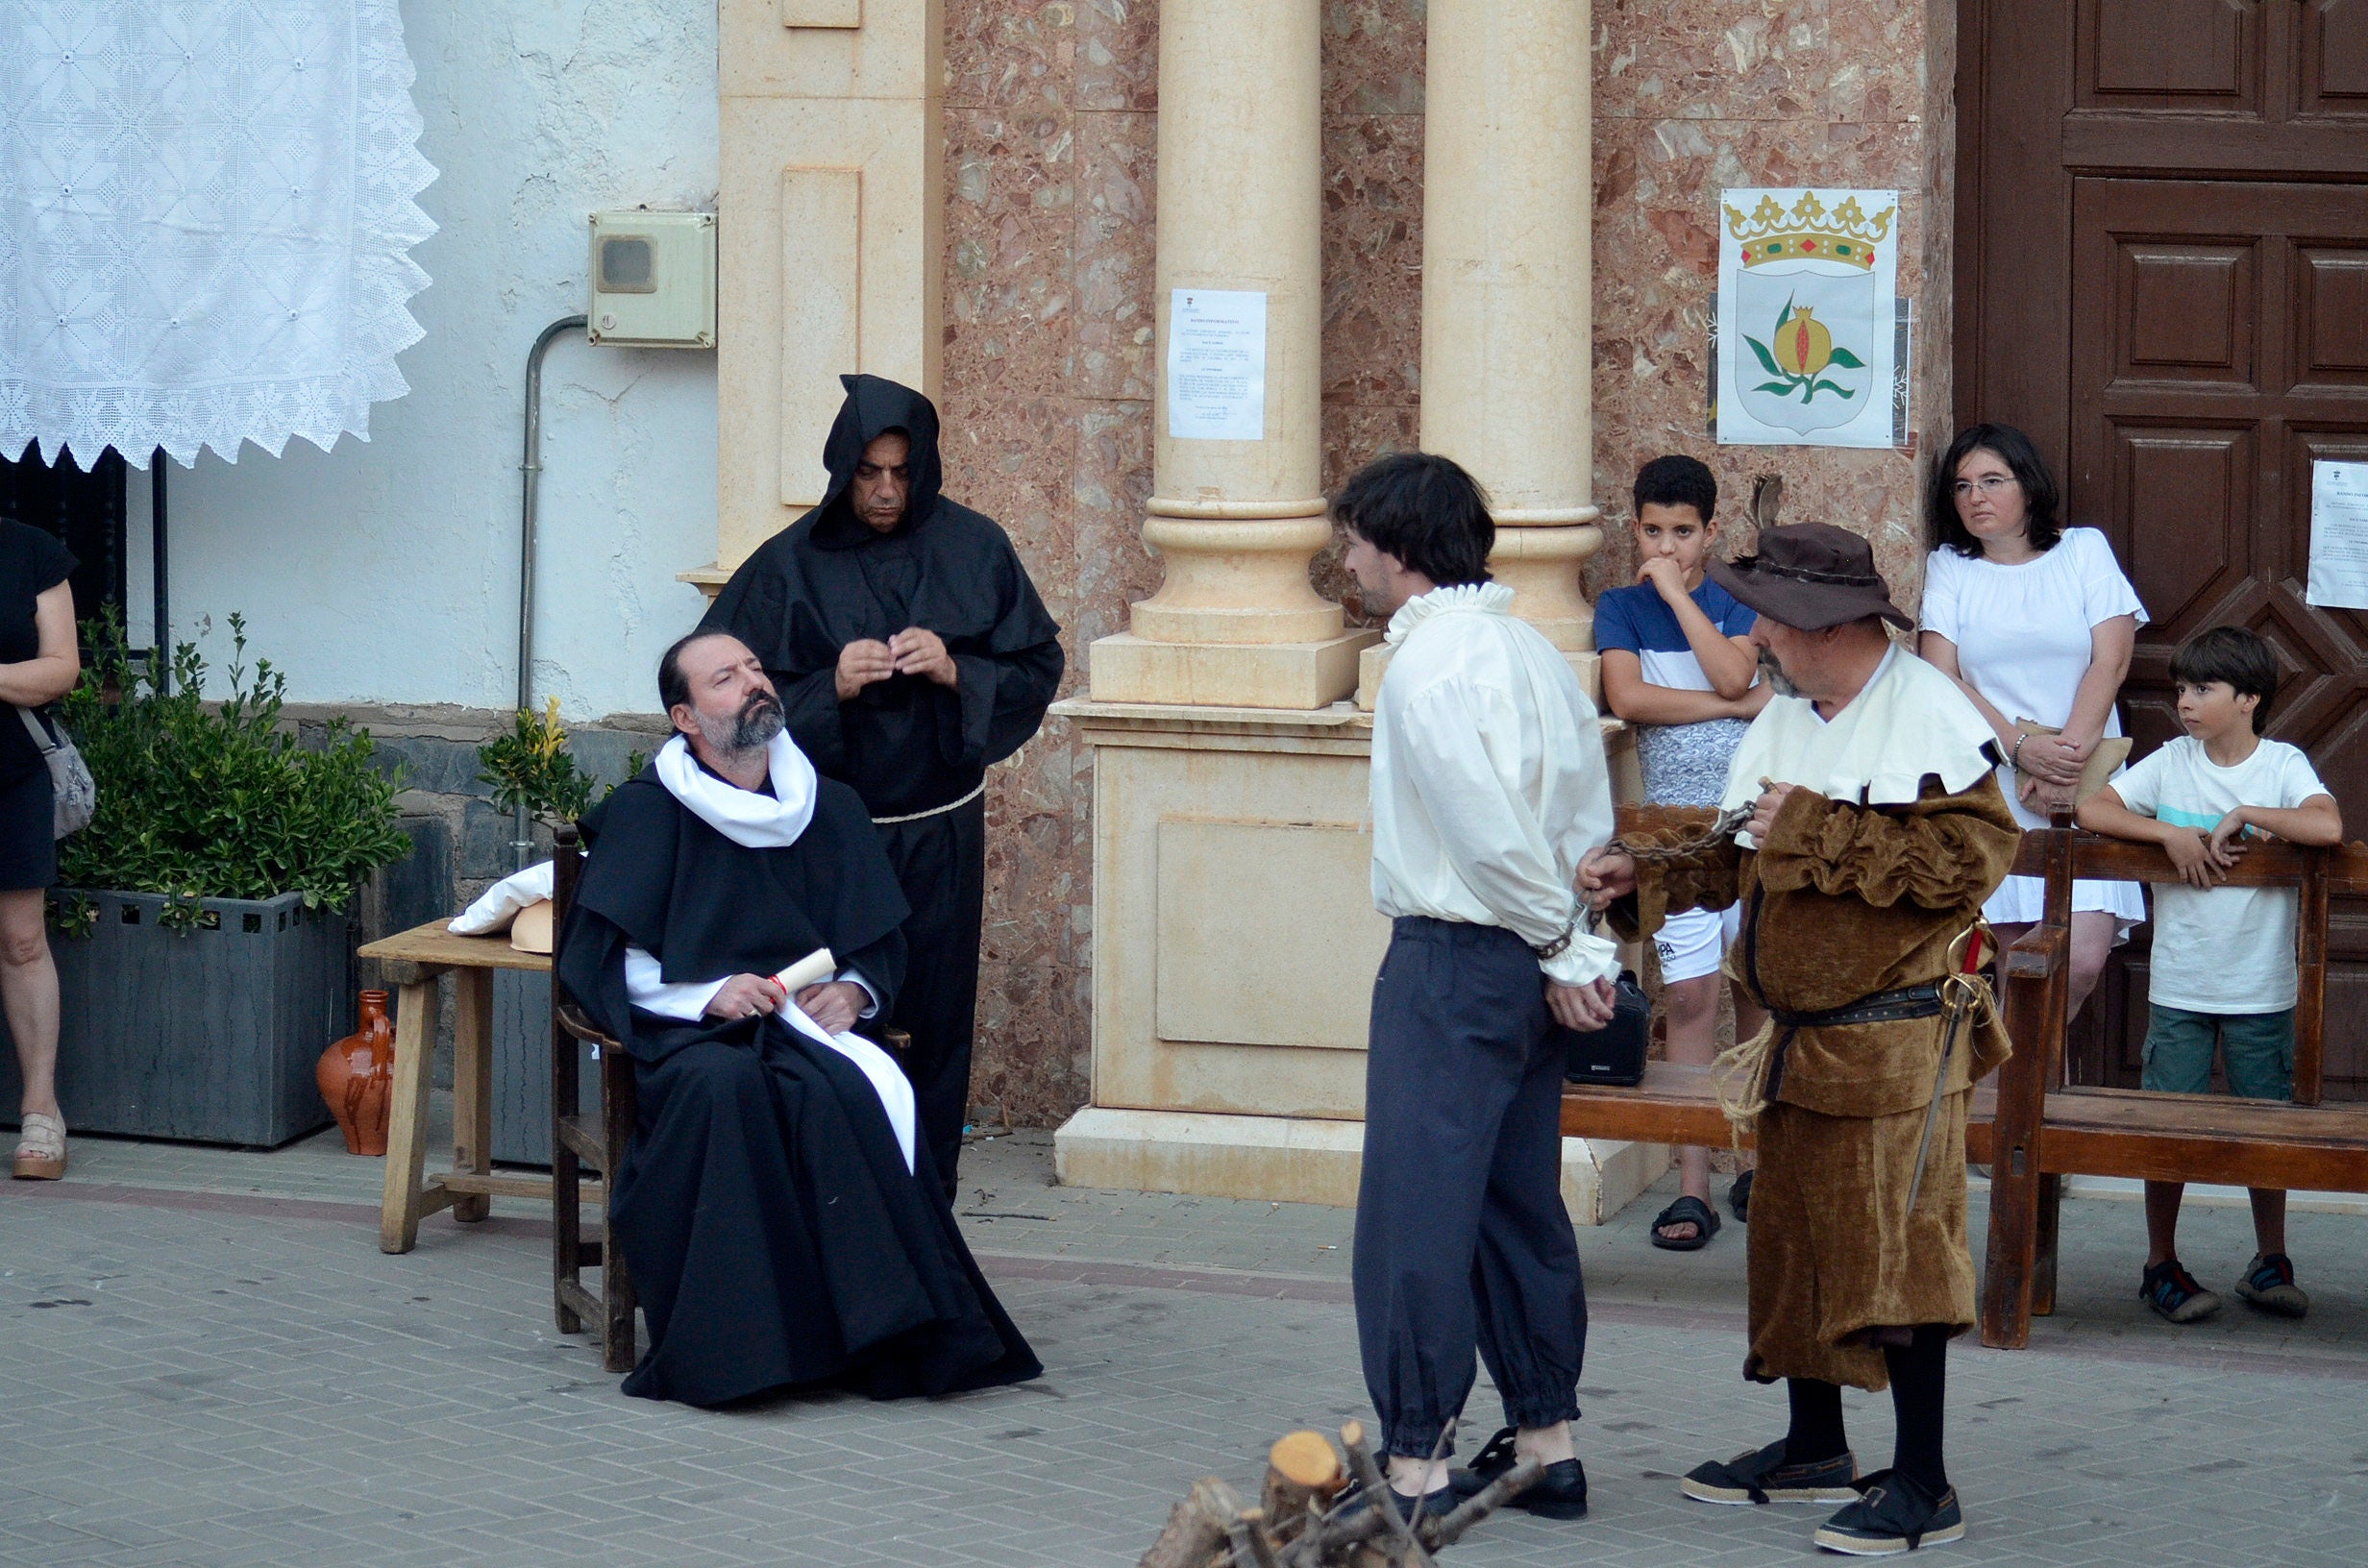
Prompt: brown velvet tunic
<box><xmin>1611</xmin><ymin>775</ymin><xmax>2019</xmax><ymax>1388</ymax></box>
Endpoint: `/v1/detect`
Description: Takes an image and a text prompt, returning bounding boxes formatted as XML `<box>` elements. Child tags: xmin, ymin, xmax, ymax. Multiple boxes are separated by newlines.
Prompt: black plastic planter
<box><xmin>0</xmin><ymin>890</ymin><xmax>353</xmax><ymax>1147</ymax></box>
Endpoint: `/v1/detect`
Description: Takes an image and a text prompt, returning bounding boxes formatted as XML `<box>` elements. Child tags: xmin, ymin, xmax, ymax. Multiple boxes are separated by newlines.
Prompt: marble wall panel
<box><xmin>971</xmin><ymin>960</ymin><xmax>1092</xmax><ymax>1130</ymax></box>
<box><xmin>1587</xmin><ymin>108</ymin><xmax>1950</xmax><ymax>603</ymax></box>
<box><xmin>1076</xmin><ymin>0</ymin><xmax>1157</xmax><ymax>110</ymax></box>
<box><xmin>945</xmin><ymin>0</ymin><xmax>1958</xmax><ymax>1127</ymax></box>
<box><xmin>1073</xmin><ymin>110</ymin><xmax>1157</xmax><ymax>403</ymax></box>
<box><xmin>1588</xmin><ymin>1</ymin><xmax>1956</xmax><ymax>610</ymax></box>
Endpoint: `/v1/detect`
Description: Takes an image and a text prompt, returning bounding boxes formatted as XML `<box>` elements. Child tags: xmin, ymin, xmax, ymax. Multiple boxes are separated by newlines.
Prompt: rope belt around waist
<box><xmin>869</xmin><ymin>779</ymin><xmax>987</xmax><ymax>825</ymax></box>
<box><xmin>1764</xmin><ymin>981</ymin><xmax>1946</xmax><ymax>1102</ymax></box>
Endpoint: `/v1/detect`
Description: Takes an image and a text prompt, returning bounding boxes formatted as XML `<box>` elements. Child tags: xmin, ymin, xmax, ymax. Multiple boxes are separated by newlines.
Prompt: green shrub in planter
<box><xmin>1</xmin><ymin>613</ymin><xmax>417</xmax><ymax>1144</ymax></box>
<box><xmin>56</xmin><ymin>611</ymin><xmax>410</xmax><ymax>928</ymax></box>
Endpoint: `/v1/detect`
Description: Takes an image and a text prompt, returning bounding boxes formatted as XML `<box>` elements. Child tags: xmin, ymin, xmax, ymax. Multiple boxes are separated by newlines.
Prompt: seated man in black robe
<box><xmin>559</xmin><ymin>629</ymin><xmax>1041</xmax><ymax>1408</ymax></box>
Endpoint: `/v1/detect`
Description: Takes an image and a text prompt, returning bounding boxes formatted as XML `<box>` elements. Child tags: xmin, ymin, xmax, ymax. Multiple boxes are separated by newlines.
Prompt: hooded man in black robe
<box><xmin>559</xmin><ymin>629</ymin><xmax>1041</xmax><ymax>1408</ymax></box>
<box><xmin>703</xmin><ymin>374</ymin><xmax>1064</xmax><ymax>1192</ymax></box>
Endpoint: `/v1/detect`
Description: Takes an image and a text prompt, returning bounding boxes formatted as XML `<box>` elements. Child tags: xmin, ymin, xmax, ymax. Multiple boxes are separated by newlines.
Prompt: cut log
<box><xmin>1261</xmin><ymin>1430</ymin><xmax>1344</xmax><ymax>1543</ymax></box>
<box><xmin>1228</xmin><ymin>1507</ymin><xmax>1283</xmax><ymax>1568</ymax></box>
<box><xmin>1139</xmin><ymin>1476</ymin><xmax>1236</xmax><ymax>1568</ymax></box>
<box><xmin>1142</xmin><ymin>1422</ymin><xmax>1530</xmax><ymax>1568</ymax></box>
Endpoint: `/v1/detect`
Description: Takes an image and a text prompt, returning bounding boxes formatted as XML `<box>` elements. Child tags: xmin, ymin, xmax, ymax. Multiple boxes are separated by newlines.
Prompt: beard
<box><xmin>698</xmin><ymin>688</ymin><xmax>786</xmax><ymax>754</ymax></box>
<box><xmin>1756</xmin><ymin>648</ymin><xmax>1801</xmax><ymax>699</ymax></box>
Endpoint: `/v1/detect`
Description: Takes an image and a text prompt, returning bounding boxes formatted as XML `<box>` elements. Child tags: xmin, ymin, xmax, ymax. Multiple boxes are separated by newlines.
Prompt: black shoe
<box><xmin>1341</xmin><ymin>1481</ymin><xmax>1457</xmax><ymax>1526</ymax></box>
<box><xmin>1447</xmin><ymin>1427</ymin><xmax>1590</xmax><ymax>1519</ymax></box>
<box><xmin>1813</xmin><ymin>1469</ymin><xmax>1964</xmax><ymax>1555</ymax></box>
<box><xmin>1729</xmin><ymin>1169</ymin><xmax>1754</xmax><ymax>1223</ymax></box>
<box><xmin>1680</xmin><ymin>1438</ymin><xmax>1860</xmax><ymax>1506</ymax></box>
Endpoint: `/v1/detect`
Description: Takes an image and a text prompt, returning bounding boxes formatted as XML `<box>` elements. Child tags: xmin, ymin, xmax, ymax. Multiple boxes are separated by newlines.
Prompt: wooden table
<box><xmin>358</xmin><ymin>919</ymin><xmax>576</xmax><ymax>1254</ymax></box>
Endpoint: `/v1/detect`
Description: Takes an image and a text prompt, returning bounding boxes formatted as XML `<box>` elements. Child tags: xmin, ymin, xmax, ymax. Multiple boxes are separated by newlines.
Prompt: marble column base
<box><xmin>1052</xmin><ymin>1105</ymin><xmax>1670</xmax><ymax>1226</ymax></box>
<box><xmin>1088</xmin><ymin>629</ymin><xmax>1381</xmax><ymax>709</ymax></box>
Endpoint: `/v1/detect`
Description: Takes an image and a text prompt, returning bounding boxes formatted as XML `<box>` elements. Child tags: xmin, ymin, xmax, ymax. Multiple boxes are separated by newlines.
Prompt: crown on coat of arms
<box><xmin>1723</xmin><ymin>192</ymin><xmax>1894</xmax><ymax>270</ymax></box>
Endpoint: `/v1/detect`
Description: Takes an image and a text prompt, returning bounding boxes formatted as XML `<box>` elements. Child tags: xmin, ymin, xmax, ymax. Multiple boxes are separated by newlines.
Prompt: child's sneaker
<box><xmin>2233</xmin><ymin>1253</ymin><xmax>2309</xmax><ymax>1319</ymax></box>
<box><xmin>2139</xmin><ymin>1260</ymin><xmax>2221</xmax><ymax>1323</ymax></box>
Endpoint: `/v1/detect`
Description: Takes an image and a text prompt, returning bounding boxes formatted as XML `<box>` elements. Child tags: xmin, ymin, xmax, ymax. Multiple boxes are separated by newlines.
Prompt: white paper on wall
<box><xmin>2306</xmin><ymin>460</ymin><xmax>2368</xmax><ymax>611</ymax></box>
<box><xmin>1166</xmin><ymin>289</ymin><xmax>1267</xmax><ymax>441</ymax></box>
<box><xmin>1715</xmin><ymin>188</ymin><xmax>1901</xmax><ymax>451</ymax></box>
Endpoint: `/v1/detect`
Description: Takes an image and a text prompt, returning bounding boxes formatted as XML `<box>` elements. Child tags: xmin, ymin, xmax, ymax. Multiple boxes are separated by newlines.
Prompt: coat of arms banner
<box><xmin>1714</xmin><ymin>187</ymin><xmax>1901</xmax><ymax>451</ymax></box>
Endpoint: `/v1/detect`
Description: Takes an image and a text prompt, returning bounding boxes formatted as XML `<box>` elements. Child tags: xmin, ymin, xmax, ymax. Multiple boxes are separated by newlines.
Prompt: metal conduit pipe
<box><xmin>515</xmin><ymin>314</ymin><xmax>588</xmax><ymax>870</ymax></box>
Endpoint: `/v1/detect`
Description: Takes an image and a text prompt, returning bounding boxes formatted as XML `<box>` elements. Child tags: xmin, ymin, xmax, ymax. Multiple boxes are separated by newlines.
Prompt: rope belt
<box><xmin>870</xmin><ymin>779</ymin><xmax>987</xmax><ymax>825</ymax></box>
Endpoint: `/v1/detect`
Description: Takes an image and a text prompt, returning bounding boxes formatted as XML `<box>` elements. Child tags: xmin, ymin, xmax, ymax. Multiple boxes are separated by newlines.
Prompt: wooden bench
<box><xmin>1980</xmin><ymin>824</ymin><xmax>2368</xmax><ymax>1346</ymax></box>
<box><xmin>1556</xmin><ymin>805</ymin><xmax>2368</xmax><ymax>1350</ymax></box>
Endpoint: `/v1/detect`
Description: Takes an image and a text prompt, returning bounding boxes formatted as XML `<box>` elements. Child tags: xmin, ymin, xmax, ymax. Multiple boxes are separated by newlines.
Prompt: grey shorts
<box><xmin>2139</xmin><ymin>1005</ymin><xmax>2294</xmax><ymax>1102</ymax></box>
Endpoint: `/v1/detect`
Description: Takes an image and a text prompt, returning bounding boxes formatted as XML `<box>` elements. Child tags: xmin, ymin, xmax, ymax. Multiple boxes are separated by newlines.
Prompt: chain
<box><xmin>1604</xmin><ymin>785</ymin><xmax>1768</xmax><ymax>866</ymax></box>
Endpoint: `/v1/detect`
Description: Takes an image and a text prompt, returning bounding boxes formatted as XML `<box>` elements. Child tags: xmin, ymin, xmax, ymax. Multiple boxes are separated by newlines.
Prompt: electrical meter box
<box><xmin>586</xmin><ymin>211</ymin><xmax>717</xmax><ymax>349</ymax></box>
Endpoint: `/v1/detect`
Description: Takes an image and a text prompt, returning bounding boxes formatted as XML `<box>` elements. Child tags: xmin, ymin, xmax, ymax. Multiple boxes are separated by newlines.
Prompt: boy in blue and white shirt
<box><xmin>2080</xmin><ymin>626</ymin><xmax>2342</xmax><ymax>1325</ymax></box>
<box><xmin>1594</xmin><ymin>455</ymin><xmax>1770</xmax><ymax>1249</ymax></box>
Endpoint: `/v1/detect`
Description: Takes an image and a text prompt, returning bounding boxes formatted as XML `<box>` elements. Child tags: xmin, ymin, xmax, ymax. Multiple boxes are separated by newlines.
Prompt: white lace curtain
<box><xmin>0</xmin><ymin>1</ymin><xmax>436</xmax><ymax>469</ymax></box>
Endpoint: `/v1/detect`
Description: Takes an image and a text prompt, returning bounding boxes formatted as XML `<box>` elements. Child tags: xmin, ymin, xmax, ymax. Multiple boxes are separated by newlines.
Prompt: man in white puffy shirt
<box><xmin>1336</xmin><ymin>452</ymin><xmax>1619</xmax><ymax>1527</ymax></box>
<box><xmin>2078</xmin><ymin>625</ymin><xmax>2341</xmax><ymax>1328</ymax></box>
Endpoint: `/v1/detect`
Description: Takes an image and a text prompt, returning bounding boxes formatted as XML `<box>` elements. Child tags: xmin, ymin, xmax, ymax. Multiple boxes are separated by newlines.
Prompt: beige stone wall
<box><xmin>946</xmin><ymin>0</ymin><xmax>1955</xmax><ymax>1127</ymax></box>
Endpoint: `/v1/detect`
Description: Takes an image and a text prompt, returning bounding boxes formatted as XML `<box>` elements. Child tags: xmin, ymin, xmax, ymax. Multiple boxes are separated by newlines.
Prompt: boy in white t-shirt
<box><xmin>2079</xmin><ymin>626</ymin><xmax>2342</xmax><ymax>1326</ymax></box>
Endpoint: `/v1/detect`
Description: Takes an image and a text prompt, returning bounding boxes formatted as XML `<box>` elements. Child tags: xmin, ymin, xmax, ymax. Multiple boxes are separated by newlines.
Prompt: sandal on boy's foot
<box><xmin>1729</xmin><ymin>1169</ymin><xmax>1754</xmax><ymax>1223</ymax></box>
<box><xmin>2139</xmin><ymin>1260</ymin><xmax>2221</xmax><ymax>1323</ymax></box>
<box><xmin>1680</xmin><ymin>1439</ymin><xmax>1859</xmax><ymax>1506</ymax></box>
<box><xmin>12</xmin><ymin>1113</ymin><xmax>66</xmax><ymax>1181</ymax></box>
<box><xmin>2234</xmin><ymin>1253</ymin><xmax>2309</xmax><ymax>1319</ymax></box>
<box><xmin>1813</xmin><ymin>1469</ymin><xmax>1964</xmax><ymax>1555</ymax></box>
<box><xmin>1649</xmin><ymin>1194</ymin><xmax>1720</xmax><ymax>1251</ymax></box>
<box><xmin>1446</xmin><ymin>1427</ymin><xmax>1590</xmax><ymax>1518</ymax></box>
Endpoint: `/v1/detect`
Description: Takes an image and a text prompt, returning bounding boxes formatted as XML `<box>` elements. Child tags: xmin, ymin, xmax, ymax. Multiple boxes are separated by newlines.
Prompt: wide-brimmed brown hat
<box><xmin>1706</xmin><ymin>522</ymin><xmax>1912</xmax><ymax>632</ymax></box>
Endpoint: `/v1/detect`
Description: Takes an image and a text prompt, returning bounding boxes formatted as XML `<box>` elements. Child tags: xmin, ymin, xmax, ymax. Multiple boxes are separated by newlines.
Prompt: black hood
<box><xmin>812</xmin><ymin>374</ymin><xmax>944</xmax><ymax>549</ymax></box>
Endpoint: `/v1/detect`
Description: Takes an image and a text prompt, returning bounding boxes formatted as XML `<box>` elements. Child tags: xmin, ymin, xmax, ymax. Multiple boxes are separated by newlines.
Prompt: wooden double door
<box><xmin>1959</xmin><ymin>0</ymin><xmax>2368</xmax><ymax>1094</ymax></box>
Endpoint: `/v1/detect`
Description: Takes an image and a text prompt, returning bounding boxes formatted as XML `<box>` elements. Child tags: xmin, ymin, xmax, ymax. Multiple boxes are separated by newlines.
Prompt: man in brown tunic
<box><xmin>1582</xmin><ymin>524</ymin><xmax>2017</xmax><ymax>1556</ymax></box>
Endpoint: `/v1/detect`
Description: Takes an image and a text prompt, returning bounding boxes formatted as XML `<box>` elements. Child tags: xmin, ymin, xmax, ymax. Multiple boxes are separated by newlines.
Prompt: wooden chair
<box><xmin>549</xmin><ymin>822</ymin><xmax>640</xmax><ymax>1373</ymax></box>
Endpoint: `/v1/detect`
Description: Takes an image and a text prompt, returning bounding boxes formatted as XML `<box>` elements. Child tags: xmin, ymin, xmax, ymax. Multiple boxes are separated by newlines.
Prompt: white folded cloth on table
<box><xmin>449</xmin><ymin>861</ymin><xmax>555</xmax><ymax>936</ymax></box>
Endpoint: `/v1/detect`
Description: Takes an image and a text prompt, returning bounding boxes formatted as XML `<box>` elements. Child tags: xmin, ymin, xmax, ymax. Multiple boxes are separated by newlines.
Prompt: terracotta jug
<box><xmin>317</xmin><ymin>990</ymin><xmax>396</xmax><ymax>1156</ymax></box>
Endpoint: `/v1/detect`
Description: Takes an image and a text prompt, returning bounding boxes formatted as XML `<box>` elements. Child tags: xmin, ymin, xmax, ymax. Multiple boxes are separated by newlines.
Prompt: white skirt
<box><xmin>1983</xmin><ymin>872</ymin><xmax>2147</xmax><ymax>933</ymax></box>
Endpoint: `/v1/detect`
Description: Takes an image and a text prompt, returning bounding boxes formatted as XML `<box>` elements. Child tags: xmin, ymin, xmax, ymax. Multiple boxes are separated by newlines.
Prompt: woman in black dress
<box><xmin>2</xmin><ymin>521</ymin><xmax>82</xmax><ymax>1179</ymax></box>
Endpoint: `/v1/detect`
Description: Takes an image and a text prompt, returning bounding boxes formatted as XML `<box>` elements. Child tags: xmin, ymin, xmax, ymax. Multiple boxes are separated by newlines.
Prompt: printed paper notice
<box><xmin>1167</xmin><ymin>289</ymin><xmax>1267</xmax><ymax>441</ymax></box>
<box><xmin>2306</xmin><ymin>460</ymin><xmax>2368</xmax><ymax>611</ymax></box>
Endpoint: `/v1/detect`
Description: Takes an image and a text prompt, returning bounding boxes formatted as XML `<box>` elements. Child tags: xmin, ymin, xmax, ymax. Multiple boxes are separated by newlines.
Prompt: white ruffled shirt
<box><xmin>1721</xmin><ymin>642</ymin><xmax>2000</xmax><ymax>847</ymax></box>
<box><xmin>1369</xmin><ymin>582</ymin><xmax>1621</xmax><ymax>989</ymax></box>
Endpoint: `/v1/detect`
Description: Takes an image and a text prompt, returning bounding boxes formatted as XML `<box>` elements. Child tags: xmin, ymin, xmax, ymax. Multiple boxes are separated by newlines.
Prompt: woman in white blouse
<box><xmin>1917</xmin><ymin>424</ymin><xmax>2147</xmax><ymax>1021</ymax></box>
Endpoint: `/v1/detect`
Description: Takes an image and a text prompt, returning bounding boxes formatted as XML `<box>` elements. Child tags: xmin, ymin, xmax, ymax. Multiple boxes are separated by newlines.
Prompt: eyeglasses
<box><xmin>1952</xmin><ymin>476</ymin><xmax>2018</xmax><ymax>499</ymax></box>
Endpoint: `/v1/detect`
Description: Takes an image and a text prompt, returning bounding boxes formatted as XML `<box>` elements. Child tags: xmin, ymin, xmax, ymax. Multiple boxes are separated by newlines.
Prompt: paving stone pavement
<box><xmin>4</xmin><ymin>1121</ymin><xmax>2368</xmax><ymax>1566</ymax></box>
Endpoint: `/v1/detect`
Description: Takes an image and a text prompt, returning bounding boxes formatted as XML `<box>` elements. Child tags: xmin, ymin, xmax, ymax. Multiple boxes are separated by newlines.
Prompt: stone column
<box><xmin>1414</xmin><ymin>0</ymin><xmax>1602</xmax><ymax>673</ymax></box>
<box><xmin>1087</xmin><ymin>0</ymin><xmax>1376</xmax><ymax>710</ymax></box>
